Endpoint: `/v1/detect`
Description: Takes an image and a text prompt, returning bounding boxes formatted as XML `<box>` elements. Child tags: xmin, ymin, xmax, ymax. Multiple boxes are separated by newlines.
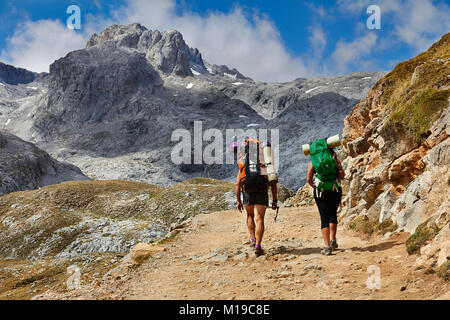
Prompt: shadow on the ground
<box><xmin>347</xmin><ymin>241</ymin><xmax>402</xmax><ymax>253</ymax></box>
<box><xmin>267</xmin><ymin>240</ymin><xmax>403</xmax><ymax>257</ymax></box>
<box><xmin>269</xmin><ymin>246</ymin><xmax>322</xmax><ymax>256</ymax></box>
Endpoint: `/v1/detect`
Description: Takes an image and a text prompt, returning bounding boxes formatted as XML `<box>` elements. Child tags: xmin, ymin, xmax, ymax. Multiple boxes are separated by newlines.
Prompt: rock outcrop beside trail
<box><xmin>340</xmin><ymin>33</ymin><xmax>450</xmax><ymax>268</ymax></box>
<box><xmin>284</xmin><ymin>183</ymin><xmax>314</xmax><ymax>207</ymax></box>
<box><xmin>0</xmin><ymin>131</ymin><xmax>88</xmax><ymax>196</ymax></box>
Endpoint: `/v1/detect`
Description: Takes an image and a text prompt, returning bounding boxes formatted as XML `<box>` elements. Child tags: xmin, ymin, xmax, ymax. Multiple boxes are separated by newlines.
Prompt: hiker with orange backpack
<box><xmin>304</xmin><ymin>136</ymin><xmax>345</xmax><ymax>256</ymax></box>
<box><xmin>233</xmin><ymin>139</ymin><xmax>278</xmax><ymax>256</ymax></box>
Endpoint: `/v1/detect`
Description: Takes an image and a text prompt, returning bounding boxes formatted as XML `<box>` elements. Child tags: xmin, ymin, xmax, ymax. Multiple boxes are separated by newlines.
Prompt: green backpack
<box><xmin>310</xmin><ymin>139</ymin><xmax>340</xmax><ymax>191</ymax></box>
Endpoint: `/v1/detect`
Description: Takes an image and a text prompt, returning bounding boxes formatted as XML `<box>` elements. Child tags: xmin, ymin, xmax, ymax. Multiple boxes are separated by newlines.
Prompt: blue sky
<box><xmin>0</xmin><ymin>0</ymin><xmax>449</xmax><ymax>82</ymax></box>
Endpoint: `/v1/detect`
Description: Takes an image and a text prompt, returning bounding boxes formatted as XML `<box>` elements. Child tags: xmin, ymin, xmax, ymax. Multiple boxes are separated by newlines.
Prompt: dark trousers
<box><xmin>314</xmin><ymin>189</ymin><xmax>342</xmax><ymax>229</ymax></box>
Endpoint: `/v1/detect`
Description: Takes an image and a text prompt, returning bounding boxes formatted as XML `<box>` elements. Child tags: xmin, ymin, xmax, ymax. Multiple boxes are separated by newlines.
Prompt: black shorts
<box><xmin>243</xmin><ymin>192</ymin><xmax>269</xmax><ymax>206</ymax></box>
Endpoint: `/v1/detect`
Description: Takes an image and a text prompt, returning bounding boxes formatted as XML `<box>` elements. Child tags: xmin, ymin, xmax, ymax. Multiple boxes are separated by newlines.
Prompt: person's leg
<box><xmin>245</xmin><ymin>205</ymin><xmax>256</xmax><ymax>241</ymax></box>
<box><xmin>321</xmin><ymin>227</ymin><xmax>330</xmax><ymax>247</ymax></box>
<box><xmin>330</xmin><ymin>223</ymin><xmax>337</xmax><ymax>241</ymax></box>
<box><xmin>315</xmin><ymin>194</ymin><xmax>331</xmax><ymax>247</ymax></box>
<box><xmin>254</xmin><ymin>204</ymin><xmax>266</xmax><ymax>247</ymax></box>
<box><xmin>330</xmin><ymin>190</ymin><xmax>341</xmax><ymax>242</ymax></box>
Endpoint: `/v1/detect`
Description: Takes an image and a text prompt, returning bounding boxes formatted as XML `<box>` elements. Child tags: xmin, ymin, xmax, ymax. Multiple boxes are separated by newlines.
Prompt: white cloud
<box><xmin>331</xmin><ymin>33</ymin><xmax>378</xmax><ymax>74</ymax></box>
<box><xmin>0</xmin><ymin>19</ymin><xmax>87</xmax><ymax>73</ymax></box>
<box><xmin>392</xmin><ymin>0</ymin><xmax>450</xmax><ymax>50</ymax></box>
<box><xmin>308</xmin><ymin>24</ymin><xmax>327</xmax><ymax>58</ymax></box>
<box><xmin>337</xmin><ymin>0</ymin><xmax>450</xmax><ymax>51</ymax></box>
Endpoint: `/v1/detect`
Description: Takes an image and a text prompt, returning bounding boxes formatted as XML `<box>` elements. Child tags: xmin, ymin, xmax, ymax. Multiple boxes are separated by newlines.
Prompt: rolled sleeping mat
<box><xmin>302</xmin><ymin>143</ymin><xmax>311</xmax><ymax>156</ymax></box>
<box><xmin>326</xmin><ymin>134</ymin><xmax>342</xmax><ymax>149</ymax></box>
<box><xmin>302</xmin><ymin>134</ymin><xmax>342</xmax><ymax>156</ymax></box>
<box><xmin>263</xmin><ymin>145</ymin><xmax>278</xmax><ymax>183</ymax></box>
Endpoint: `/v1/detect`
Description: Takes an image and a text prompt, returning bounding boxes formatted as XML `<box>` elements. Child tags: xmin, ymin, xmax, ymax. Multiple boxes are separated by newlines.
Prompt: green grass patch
<box><xmin>378</xmin><ymin>33</ymin><xmax>450</xmax><ymax>107</ymax></box>
<box><xmin>371</xmin><ymin>33</ymin><xmax>450</xmax><ymax>145</ymax></box>
<box><xmin>406</xmin><ymin>220</ymin><xmax>441</xmax><ymax>255</ymax></box>
<box><xmin>13</xmin><ymin>265</ymin><xmax>66</xmax><ymax>288</ymax></box>
<box><xmin>388</xmin><ymin>89</ymin><xmax>449</xmax><ymax>143</ymax></box>
<box><xmin>377</xmin><ymin>218</ymin><xmax>398</xmax><ymax>234</ymax></box>
<box><xmin>424</xmin><ymin>267</ymin><xmax>436</xmax><ymax>275</ymax></box>
<box><xmin>437</xmin><ymin>261</ymin><xmax>450</xmax><ymax>281</ymax></box>
<box><xmin>350</xmin><ymin>216</ymin><xmax>398</xmax><ymax>236</ymax></box>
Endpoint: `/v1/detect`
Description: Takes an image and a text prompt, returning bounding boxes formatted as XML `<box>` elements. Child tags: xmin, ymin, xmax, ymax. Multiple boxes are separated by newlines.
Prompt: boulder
<box><xmin>130</xmin><ymin>243</ymin><xmax>166</xmax><ymax>264</ymax></box>
<box><xmin>269</xmin><ymin>183</ymin><xmax>294</xmax><ymax>203</ymax></box>
<box><xmin>347</xmin><ymin>136</ymin><xmax>370</xmax><ymax>157</ymax></box>
<box><xmin>285</xmin><ymin>183</ymin><xmax>313</xmax><ymax>207</ymax></box>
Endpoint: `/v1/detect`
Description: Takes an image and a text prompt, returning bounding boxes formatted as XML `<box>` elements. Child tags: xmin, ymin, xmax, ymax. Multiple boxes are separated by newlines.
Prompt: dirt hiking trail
<box><xmin>38</xmin><ymin>206</ymin><xmax>449</xmax><ymax>300</ymax></box>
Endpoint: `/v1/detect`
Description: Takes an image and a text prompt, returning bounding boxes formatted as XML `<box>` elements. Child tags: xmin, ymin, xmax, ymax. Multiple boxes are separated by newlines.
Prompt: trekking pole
<box><xmin>274</xmin><ymin>205</ymin><xmax>279</xmax><ymax>222</ymax></box>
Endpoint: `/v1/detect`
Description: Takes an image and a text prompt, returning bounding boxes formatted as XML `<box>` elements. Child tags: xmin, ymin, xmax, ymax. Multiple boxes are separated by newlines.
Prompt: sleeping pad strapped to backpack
<box><xmin>239</xmin><ymin>139</ymin><xmax>268</xmax><ymax>193</ymax></box>
<box><xmin>309</xmin><ymin>138</ymin><xmax>340</xmax><ymax>192</ymax></box>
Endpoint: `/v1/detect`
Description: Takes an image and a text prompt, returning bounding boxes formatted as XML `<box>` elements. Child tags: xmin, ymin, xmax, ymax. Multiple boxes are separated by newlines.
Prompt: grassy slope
<box><xmin>378</xmin><ymin>33</ymin><xmax>450</xmax><ymax>143</ymax></box>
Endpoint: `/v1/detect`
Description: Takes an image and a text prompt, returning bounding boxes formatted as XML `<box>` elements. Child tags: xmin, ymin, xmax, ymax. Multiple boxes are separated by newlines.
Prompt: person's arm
<box><xmin>235</xmin><ymin>173</ymin><xmax>243</xmax><ymax>212</ymax></box>
<box><xmin>307</xmin><ymin>161</ymin><xmax>314</xmax><ymax>188</ymax></box>
<box><xmin>270</xmin><ymin>182</ymin><xmax>278</xmax><ymax>209</ymax></box>
<box><xmin>335</xmin><ymin>157</ymin><xmax>345</xmax><ymax>181</ymax></box>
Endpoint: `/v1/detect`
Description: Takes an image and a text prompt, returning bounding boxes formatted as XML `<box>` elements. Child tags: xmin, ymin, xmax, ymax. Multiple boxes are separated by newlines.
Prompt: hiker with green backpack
<box><xmin>304</xmin><ymin>137</ymin><xmax>345</xmax><ymax>256</ymax></box>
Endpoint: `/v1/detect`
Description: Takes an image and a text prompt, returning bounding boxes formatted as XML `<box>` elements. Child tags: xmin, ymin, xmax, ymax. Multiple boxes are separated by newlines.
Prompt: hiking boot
<box><xmin>250</xmin><ymin>238</ymin><xmax>256</xmax><ymax>248</ymax></box>
<box><xmin>330</xmin><ymin>239</ymin><xmax>338</xmax><ymax>250</ymax></box>
<box><xmin>321</xmin><ymin>246</ymin><xmax>332</xmax><ymax>256</ymax></box>
<box><xmin>254</xmin><ymin>244</ymin><xmax>264</xmax><ymax>257</ymax></box>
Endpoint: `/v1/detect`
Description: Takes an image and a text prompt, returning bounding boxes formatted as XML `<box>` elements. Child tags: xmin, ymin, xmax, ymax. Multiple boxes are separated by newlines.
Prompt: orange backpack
<box><xmin>238</xmin><ymin>139</ymin><xmax>268</xmax><ymax>193</ymax></box>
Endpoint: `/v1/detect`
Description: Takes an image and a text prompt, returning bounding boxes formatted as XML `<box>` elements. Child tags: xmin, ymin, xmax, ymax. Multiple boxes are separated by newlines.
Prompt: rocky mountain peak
<box><xmin>86</xmin><ymin>23</ymin><xmax>146</xmax><ymax>48</ymax></box>
<box><xmin>87</xmin><ymin>23</ymin><xmax>207</xmax><ymax>77</ymax></box>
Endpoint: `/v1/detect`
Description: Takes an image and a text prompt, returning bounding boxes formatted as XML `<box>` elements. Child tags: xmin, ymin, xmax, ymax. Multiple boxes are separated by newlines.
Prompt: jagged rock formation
<box><xmin>0</xmin><ymin>61</ymin><xmax>37</xmax><ymax>85</ymax></box>
<box><xmin>35</xmin><ymin>40</ymin><xmax>164</xmax><ymax>142</ymax></box>
<box><xmin>0</xmin><ymin>131</ymin><xmax>88</xmax><ymax>196</ymax></box>
<box><xmin>217</xmin><ymin>73</ymin><xmax>384</xmax><ymax>120</ymax></box>
<box><xmin>1</xmin><ymin>23</ymin><xmax>383</xmax><ymax>192</ymax></box>
<box><xmin>86</xmin><ymin>23</ymin><xmax>206</xmax><ymax>77</ymax></box>
<box><xmin>340</xmin><ymin>33</ymin><xmax>450</xmax><ymax>268</ymax></box>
